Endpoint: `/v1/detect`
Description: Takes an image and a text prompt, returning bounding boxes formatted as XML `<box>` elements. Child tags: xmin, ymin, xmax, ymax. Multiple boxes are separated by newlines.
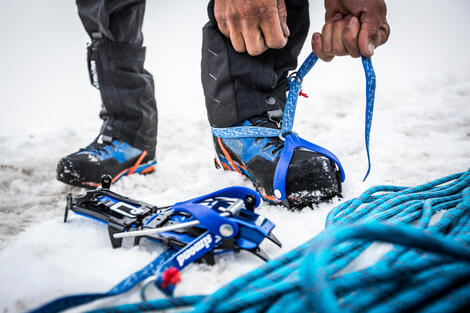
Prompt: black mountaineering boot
<box><xmin>57</xmin><ymin>135</ymin><xmax>156</xmax><ymax>188</ymax></box>
<box><xmin>213</xmin><ymin>115</ymin><xmax>341</xmax><ymax>207</ymax></box>
<box><xmin>61</xmin><ymin>2</ymin><xmax>158</xmax><ymax>189</ymax></box>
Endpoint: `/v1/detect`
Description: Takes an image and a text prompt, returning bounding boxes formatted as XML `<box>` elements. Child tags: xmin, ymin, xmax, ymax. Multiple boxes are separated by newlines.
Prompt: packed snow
<box><xmin>0</xmin><ymin>1</ymin><xmax>469</xmax><ymax>312</ymax></box>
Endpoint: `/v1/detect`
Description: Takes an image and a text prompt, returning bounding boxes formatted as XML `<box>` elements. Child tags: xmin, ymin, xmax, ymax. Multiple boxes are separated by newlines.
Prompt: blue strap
<box><xmin>273</xmin><ymin>134</ymin><xmax>346</xmax><ymax>200</ymax></box>
<box><xmin>211</xmin><ymin>54</ymin><xmax>319</xmax><ymax>139</ymax></box>
<box><xmin>281</xmin><ymin>54</ymin><xmax>319</xmax><ymax>135</ymax></box>
<box><xmin>30</xmin><ymin>248</ymin><xmax>178</xmax><ymax>313</ymax></box>
<box><xmin>211</xmin><ymin>126</ymin><xmax>280</xmax><ymax>138</ymax></box>
<box><xmin>211</xmin><ymin>53</ymin><xmax>377</xmax><ymax>197</ymax></box>
<box><xmin>361</xmin><ymin>56</ymin><xmax>376</xmax><ymax>181</ymax></box>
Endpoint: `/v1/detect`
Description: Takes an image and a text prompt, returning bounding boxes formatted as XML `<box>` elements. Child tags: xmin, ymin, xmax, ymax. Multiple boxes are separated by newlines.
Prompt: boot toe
<box><xmin>286</xmin><ymin>150</ymin><xmax>341</xmax><ymax>207</ymax></box>
<box><xmin>56</xmin><ymin>156</ymin><xmax>104</xmax><ymax>187</ymax></box>
<box><xmin>57</xmin><ymin>157</ymin><xmax>82</xmax><ymax>186</ymax></box>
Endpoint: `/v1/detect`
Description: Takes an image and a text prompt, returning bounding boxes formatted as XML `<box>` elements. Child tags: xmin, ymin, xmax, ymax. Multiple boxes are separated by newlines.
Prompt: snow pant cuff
<box><xmin>88</xmin><ymin>38</ymin><xmax>157</xmax><ymax>158</ymax></box>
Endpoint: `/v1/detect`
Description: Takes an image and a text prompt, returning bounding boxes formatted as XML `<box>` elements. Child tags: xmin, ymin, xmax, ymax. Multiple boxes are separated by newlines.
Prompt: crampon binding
<box><xmin>211</xmin><ymin>53</ymin><xmax>377</xmax><ymax>208</ymax></box>
<box><xmin>62</xmin><ymin>175</ymin><xmax>281</xmax><ymax>297</ymax></box>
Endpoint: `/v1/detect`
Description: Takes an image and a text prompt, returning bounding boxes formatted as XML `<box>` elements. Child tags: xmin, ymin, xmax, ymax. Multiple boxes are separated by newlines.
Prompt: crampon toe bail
<box><xmin>273</xmin><ymin>133</ymin><xmax>345</xmax><ymax>201</ymax></box>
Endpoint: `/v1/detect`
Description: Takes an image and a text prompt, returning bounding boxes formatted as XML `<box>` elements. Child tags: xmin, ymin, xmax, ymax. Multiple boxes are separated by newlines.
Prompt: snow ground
<box><xmin>0</xmin><ymin>0</ymin><xmax>469</xmax><ymax>312</ymax></box>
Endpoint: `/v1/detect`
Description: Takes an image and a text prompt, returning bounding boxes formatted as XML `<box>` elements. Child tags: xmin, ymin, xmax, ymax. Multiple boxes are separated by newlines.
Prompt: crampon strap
<box><xmin>30</xmin><ymin>248</ymin><xmax>179</xmax><ymax>313</ymax></box>
<box><xmin>211</xmin><ymin>53</ymin><xmax>377</xmax><ymax>200</ymax></box>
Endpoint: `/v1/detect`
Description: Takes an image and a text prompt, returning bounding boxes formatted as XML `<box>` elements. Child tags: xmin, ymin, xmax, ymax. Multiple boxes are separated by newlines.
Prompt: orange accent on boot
<box><xmin>215</xmin><ymin>138</ymin><xmax>280</xmax><ymax>202</ymax></box>
<box><xmin>82</xmin><ymin>152</ymin><xmax>153</xmax><ymax>187</ymax></box>
<box><xmin>258</xmin><ymin>188</ymin><xmax>280</xmax><ymax>202</ymax></box>
<box><xmin>110</xmin><ymin>151</ymin><xmax>148</xmax><ymax>184</ymax></box>
<box><xmin>111</xmin><ymin>168</ymin><xmax>130</xmax><ymax>184</ymax></box>
<box><xmin>141</xmin><ymin>165</ymin><xmax>155</xmax><ymax>174</ymax></box>
<box><xmin>129</xmin><ymin>151</ymin><xmax>148</xmax><ymax>174</ymax></box>
<box><xmin>217</xmin><ymin>138</ymin><xmax>241</xmax><ymax>174</ymax></box>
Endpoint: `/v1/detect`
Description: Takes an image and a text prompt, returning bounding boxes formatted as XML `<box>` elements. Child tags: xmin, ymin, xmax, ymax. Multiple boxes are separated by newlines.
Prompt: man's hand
<box><xmin>214</xmin><ymin>0</ymin><xmax>290</xmax><ymax>56</ymax></box>
<box><xmin>312</xmin><ymin>0</ymin><xmax>390</xmax><ymax>62</ymax></box>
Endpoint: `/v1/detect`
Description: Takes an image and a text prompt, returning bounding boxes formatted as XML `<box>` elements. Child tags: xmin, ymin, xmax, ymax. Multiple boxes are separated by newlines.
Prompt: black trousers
<box><xmin>77</xmin><ymin>0</ymin><xmax>157</xmax><ymax>155</ymax></box>
<box><xmin>76</xmin><ymin>0</ymin><xmax>309</xmax><ymax>152</ymax></box>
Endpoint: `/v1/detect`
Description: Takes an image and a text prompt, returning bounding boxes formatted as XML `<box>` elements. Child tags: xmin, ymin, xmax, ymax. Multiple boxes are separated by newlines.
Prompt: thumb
<box><xmin>358</xmin><ymin>15</ymin><xmax>390</xmax><ymax>57</ymax></box>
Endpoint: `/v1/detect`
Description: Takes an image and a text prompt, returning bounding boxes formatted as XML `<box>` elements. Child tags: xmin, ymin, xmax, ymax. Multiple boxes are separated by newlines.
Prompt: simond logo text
<box><xmin>176</xmin><ymin>234</ymin><xmax>213</xmax><ymax>267</ymax></box>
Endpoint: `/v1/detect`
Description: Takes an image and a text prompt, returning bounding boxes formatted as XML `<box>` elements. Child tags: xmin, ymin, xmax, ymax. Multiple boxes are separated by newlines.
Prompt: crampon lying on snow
<box><xmin>31</xmin><ymin>175</ymin><xmax>281</xmax><ymax>313</ymax></box>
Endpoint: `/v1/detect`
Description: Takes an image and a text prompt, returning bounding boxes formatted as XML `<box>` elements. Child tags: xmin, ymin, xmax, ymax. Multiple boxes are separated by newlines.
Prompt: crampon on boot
<box><xmin>212</xmin><ymin>53</ymin><xmax>376</xmax><ymax>208</ymax></box>
<box><xmin>57</xmin><ymin>135</ymin><xmax>156</xmax><ymax>188</ymax></box>
<box><xmin>213</xmin><ymin>117</ymin><xmax>342</xmax><ymax>207</ymax></box>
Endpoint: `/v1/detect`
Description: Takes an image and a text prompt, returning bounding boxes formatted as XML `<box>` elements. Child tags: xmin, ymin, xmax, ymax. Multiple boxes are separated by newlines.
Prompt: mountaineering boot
<box><xmin>213</xmin><ymin>115</ymin><xmax>341</xmax><ymax>207</ymax></box>
<box><xmin>57</xmin><ymin>135</ymin><xmax>156</xmax><ymax>188</ymax></box>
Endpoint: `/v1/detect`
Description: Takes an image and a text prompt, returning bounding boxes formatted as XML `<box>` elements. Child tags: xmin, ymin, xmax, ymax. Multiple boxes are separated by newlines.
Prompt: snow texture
<box><xmin>0</xmin><ymin>0</ymin><xmax>469</xmax><ymax>312</ymax></box>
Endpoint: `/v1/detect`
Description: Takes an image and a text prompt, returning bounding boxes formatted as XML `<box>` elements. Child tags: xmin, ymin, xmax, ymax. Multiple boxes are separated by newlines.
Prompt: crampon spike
<box><xmin>267</xmin><ymin>232</ymin><xmax>282</xmax><ymax>248</ymax></box>
<box><xmin>249</xmin><ymin>247</ymin><xmax>270</xmax><ymax>262</ymax></box>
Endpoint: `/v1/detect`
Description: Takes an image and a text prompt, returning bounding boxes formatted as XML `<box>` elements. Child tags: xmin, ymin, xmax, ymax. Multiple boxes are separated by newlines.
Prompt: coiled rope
<box><xmin>88</xmin><ymin>169</ymin><xmax>470</xmax><ymax>313</ymax></box>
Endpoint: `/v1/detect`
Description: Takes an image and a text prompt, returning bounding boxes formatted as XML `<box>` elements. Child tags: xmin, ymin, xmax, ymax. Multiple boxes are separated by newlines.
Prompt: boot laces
<box><xmin>251</xmin><ymin>119</ymin><xmax>284</xmax><ymax>155</ymax></box>
<box><xmin>80</xmin><ymin>136</ymin><xmax>115</xmax><ymax>155</ymax></box>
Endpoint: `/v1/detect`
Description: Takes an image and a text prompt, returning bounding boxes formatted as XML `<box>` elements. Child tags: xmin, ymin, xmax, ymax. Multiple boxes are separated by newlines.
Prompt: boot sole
<box><xmin>57</xmin><ymin>160</ymin><xmax>157</xmax><ymax>189</ymax></box>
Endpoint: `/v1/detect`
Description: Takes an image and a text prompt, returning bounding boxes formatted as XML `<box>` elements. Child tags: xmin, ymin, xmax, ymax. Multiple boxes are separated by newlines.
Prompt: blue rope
<box><xmin>89</xmin><ymin>169</ymin><xmax>470</xmax><ymax>313</ymax></box>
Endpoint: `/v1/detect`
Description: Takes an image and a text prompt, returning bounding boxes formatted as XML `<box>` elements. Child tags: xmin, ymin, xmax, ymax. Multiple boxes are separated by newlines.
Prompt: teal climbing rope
<box><xmin>88</xmin><ymin>169</ymin><xmax>470</xmax><ymax>313</ymax></box>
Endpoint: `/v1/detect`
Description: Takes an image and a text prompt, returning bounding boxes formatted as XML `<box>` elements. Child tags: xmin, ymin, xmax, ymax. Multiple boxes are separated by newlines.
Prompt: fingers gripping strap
<box><xmin>273</xmin><ymin>134</ymin><xmax>346</xmax><ymax>200</ymax></box>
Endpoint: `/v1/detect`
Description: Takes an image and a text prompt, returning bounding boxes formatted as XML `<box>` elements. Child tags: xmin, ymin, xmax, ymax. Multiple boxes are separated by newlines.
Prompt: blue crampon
<box><xmin>31</xmin><ymin>182</ymin><xmax>281</xmax><ymax>313</ymax></box>
<box><xmin>90</xmin><ymin>168</ymin><xmax>470</xmax><ymax>313</ymax></box>
<box><xmin>212</xmin><ymin>53</ymin><xmax>376</xmax><ymax>202</ymax></box>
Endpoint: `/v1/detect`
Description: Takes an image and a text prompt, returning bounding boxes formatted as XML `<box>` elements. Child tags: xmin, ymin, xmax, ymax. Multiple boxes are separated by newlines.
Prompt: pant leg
<box><xmin>76</xmin><ymin>0</ymin><xmax>157</xmax><ymax>156</ymax></box>
<box><xmin>201</xmin><ymin>0</ymin><xmax>310</xmax><ymax>128</ymax></box>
